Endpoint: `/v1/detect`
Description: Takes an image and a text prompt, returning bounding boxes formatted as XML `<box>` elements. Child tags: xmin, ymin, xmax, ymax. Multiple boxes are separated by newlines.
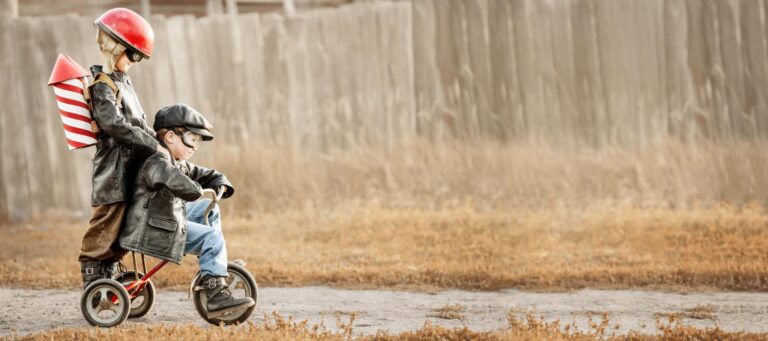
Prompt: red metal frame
<box><xmin>124</xmin><ymin>260</ymin><xmax>168</xmax><ymax>294</ymax></box>
<box><xmin>112</xmin><ymin>259</ymin><xmax>169</xmax><ymax>302</ymax></box>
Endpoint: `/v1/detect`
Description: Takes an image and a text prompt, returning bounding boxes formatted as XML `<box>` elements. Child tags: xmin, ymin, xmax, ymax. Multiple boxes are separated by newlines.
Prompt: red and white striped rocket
<box><xmin>48</xmin><ymin>54</ymin><xmax>97</xmax><ymax>150</ymax></box>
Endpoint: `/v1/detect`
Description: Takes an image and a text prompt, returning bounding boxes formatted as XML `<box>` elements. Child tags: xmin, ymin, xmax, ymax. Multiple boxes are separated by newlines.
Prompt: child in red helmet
<box><xmin>78</xmin><ymin>8</ymin><xmax>171</xmax><ymax>288</ymax></box>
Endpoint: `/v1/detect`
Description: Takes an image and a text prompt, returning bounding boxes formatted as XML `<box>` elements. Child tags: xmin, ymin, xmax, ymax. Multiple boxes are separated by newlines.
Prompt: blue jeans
<box><xmin>184</xmin><ymin>199</ymin><xmax>228</xmax><ymax>277</ymax></box>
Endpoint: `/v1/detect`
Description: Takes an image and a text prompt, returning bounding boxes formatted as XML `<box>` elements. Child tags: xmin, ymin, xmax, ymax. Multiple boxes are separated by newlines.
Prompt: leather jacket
<box><xmin>119</xmin><ymin>152</ymin><xmax>234</xmax><ymax>264</ymax></box>
<box><xmin>89</xmin><ymin>65</ymin><xmax>159</xmax><ymax>205</ymax></box>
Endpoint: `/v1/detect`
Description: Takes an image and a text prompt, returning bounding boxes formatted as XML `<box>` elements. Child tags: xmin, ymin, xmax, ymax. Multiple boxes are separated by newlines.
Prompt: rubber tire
<box><xmin>115</xmin><ymin>271</ymin><xmax>155</xmax><ymax>318</ymax></box>
<box><xmin>193</xmin><ymin>262</ymin><xmax>258</xmax><ymax>325</ymax></box>
<box><xmin>80</xmin><ymin>278</ymin><xmax>131</xmax><ymax>327</ymax></box>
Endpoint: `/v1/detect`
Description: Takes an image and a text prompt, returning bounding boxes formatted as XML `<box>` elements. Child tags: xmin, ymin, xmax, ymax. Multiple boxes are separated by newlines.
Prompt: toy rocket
<box><xmin>48</xmin><ymin>54</ymin><xmax>97</xmax><ymax>150</ymax></box>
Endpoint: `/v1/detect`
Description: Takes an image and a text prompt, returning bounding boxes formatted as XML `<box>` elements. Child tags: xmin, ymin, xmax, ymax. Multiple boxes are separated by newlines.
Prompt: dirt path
<box><xmin>2</xmin><ymin>287</ymin><xmax>768</xmax><ymax>338</ymax></box>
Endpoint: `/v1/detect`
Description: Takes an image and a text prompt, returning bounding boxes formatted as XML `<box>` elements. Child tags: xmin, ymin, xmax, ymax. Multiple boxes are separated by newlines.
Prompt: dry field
<box><xmin>2</xmin><ymin>201</ymin><xmax>768</xmax><ymax>292</ymax></box>
<box><xmin>10</xmin><ymin>311</ymin><xmax>768</xmax><ymax>340</ymax></box>
<box><xmin>2</xmin><ymin>140</ymin><xmax>768</xmax><ymax>291</ymax></box>
<box><xmin>3</xmin><ymin>140</ymin><xmax>768</xmax><ymax>339</ymax></box>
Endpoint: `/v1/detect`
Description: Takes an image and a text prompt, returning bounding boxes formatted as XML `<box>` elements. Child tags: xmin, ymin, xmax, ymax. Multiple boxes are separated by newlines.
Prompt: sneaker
<box><xmin>202</xmin><ymin>275</ymin><xmax>255</xmax><ymax>318</ymax></box>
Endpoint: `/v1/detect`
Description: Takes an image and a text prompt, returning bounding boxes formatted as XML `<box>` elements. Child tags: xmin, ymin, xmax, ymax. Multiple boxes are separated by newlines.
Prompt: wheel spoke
<box><xmin>99</xmin><ymin>288</ymin><xmax>109</xmax><ymax>304</ymax></box>
<box><xmin>229</xmin><ymin>276</ymin><xmax>242</xmax><ymax>290</ymax></box>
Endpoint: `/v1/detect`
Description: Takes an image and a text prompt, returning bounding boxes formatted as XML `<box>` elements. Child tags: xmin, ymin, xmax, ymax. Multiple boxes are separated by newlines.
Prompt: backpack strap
<box><xmin>87</xmin><ymin>72</ymin><xmax>123</xmax><ymax>135</ymax></box>
<box><xmin>90</xmin><ymin>72</ymin><xmax>123</xmax><ymax>106</ymax></box>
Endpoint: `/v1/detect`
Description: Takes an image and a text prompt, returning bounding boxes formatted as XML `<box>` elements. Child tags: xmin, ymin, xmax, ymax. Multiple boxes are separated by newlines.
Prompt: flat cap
<box><xmin>153</xmin><ymin>104</ymin><xmax>214</xmax><ymax>141</ymax></box>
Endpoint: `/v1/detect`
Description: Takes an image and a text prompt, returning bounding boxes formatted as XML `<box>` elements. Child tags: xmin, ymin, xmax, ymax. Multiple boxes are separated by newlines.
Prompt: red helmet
<box><xmin>95</xmin><ymin>8</ymin><xmax>154</xmax><ymax>60</ymax></box>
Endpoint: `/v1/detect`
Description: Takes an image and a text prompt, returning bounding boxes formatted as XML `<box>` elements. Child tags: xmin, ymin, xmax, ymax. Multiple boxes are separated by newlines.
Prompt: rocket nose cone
<box><xmin>48</xmin><ymin>54</ymin><xmax>89</xmax><ymax>85</ymax></box>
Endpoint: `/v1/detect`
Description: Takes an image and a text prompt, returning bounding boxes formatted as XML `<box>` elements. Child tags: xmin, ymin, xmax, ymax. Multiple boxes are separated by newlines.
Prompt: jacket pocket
<box><xmin>143</xmin><ymin>216</ymin><xmax>178</xmax><ymax>254</ymax></box>
<box><xmin>148</xmin><ymin>216</ymin><xmax>177</xmax><ymax>231</ymax></box>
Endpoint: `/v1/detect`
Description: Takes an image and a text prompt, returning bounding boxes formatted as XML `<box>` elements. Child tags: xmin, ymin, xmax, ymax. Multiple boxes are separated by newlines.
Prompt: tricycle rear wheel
<box><xmin>115</xmin><ymin>271</ymin><xmax>155</xmax><ymax>318</ymax></box>
<box><xmin>81</xmin><ymin>278</ymin><xmax>131</xmax><ymax>327</ymax></box>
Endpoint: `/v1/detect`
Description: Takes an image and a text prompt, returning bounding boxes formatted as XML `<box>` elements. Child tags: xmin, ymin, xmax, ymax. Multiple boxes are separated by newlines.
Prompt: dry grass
<box><xmin>2</xmin><ymin>200</ymin><xmax>768</xmax><ymax>291</ymax></box>
<box><xmin>2</xmin><ymin>140</ymin><xmax>768</xmax><ymax>291</ymax></box>
<box><xmin>8</xmin><ymin>311</ymin><xmax>768</xmax><ymax>341</ymax></box>
<box><xmin>428</xmin><ymin>304</ymin><xmax>466</xmax><ymax>320</ymax></box>
<box><xmin>211</xmin><ymin>139</ymin><xmax>768</xmax><ymax>213</ymax></box>
<box><xmin>682</xmin><ymin>304</ymin><xmax>717</xmax><ymax>320</ymax></box>
<box><xmin>655</xmin><ymin>304</ymin><xmax>718</xmax><ymax>321</ymax></box>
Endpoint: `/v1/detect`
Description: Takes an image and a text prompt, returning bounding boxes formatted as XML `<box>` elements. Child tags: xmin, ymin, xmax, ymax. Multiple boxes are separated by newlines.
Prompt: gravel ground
<box><xmin>2</xmin><ymin>286</ymin><xmax>768</xmax><ymax>338</ymax></box>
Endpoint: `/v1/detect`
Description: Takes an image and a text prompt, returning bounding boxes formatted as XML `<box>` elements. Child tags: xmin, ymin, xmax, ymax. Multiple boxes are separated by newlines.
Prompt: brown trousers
<box><xmin>78</xmin><ymin>202</ymin><xmax>128</xmax><ymax>262</ymax></box>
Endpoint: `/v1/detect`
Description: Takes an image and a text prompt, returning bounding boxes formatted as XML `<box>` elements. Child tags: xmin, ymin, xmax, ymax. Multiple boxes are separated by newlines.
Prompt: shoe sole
<box><xmin>206</xmin><ymin>300</ymin><xmax>256</xmax><ymax>319</ymax></box>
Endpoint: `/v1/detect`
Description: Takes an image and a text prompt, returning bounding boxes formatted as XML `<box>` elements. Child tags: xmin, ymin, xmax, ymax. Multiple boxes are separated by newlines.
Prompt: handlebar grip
<box><xmin>200</xmin><ymin>188</ymin><xmax>223</xmax><ymax>226</ymax></box>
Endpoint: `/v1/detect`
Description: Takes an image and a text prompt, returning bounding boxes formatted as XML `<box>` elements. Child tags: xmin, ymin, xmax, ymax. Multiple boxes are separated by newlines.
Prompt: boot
<box><xmin>202</xmin><ymin>275</ymin><xmax>255</xmax><ymax>318</ymax></box>
<box><xmin>80</xmin><ymin>260</ymin><xmax>104</xmax><ymax>289</ymax></box>
<box><xmin>101</xmin><ymin>259</ymin><xmax>120</xmax><ymax>279</ymax></box>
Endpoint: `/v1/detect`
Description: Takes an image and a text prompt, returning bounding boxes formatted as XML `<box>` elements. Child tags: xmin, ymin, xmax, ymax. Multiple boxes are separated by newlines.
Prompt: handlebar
<box><xmin>200</xmin><ymin>188</ymin><xmax>224</xmax><ymax>226</ymax></box>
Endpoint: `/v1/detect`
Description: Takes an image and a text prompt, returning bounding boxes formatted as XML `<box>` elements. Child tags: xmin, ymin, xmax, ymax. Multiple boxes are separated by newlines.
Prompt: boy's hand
<box><xmin>157</xmin><ymin>144</ymin><xmax>170</xmax><ymax>158</ymax></box>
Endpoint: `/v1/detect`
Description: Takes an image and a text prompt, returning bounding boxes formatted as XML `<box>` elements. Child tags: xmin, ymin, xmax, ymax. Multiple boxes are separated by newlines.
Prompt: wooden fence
<box><xmin>1</xmin><ymin>0</ymin><xmax>768</xmax><ymax>222</ymax></box>
<box><xmin>413</xmin><ymin>0</ymin><xmax>768</xmax><ymax>146</ymax></box>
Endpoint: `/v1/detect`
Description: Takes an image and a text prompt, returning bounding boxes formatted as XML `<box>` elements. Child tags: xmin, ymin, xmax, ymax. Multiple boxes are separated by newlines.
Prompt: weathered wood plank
<box><xmin>3</xmin><ymin>18</ymin><xmax>32</xmax><ymax>221</ymax></box>
<box><xmin>740</xmin><ymin>0</ymin><xmax>768</xmax><ymax>138</ymax></box>
<box><xmin>488</xmin><ymin>0</ymin><xmax>523</xmax><ymax>141</ymax></box>
<box><xmin>237</xmin><ymin>13</ymin><xmax>265</xmax><ymax>144</ymax></box>
<box><xmin>0</xmin><ymin>15</ymin><xmax>11</xmax><ymax>221</ymax></box>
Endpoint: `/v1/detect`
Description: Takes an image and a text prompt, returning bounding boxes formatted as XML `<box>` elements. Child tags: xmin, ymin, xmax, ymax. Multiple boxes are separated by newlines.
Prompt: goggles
<box><xmin>125</xmin><ymin>49</ymin><xmax>143</xmax><ymax>63</ymax></box>
<box><xmin>175</xmin><ymin>129</ymin><xmax>202</xmax><ymax>149</ymax></box>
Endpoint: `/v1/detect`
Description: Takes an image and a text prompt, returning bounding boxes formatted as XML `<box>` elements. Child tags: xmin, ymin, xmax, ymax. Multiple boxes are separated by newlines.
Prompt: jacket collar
<box><xmin>89</xmin><ymin>65</ymin><xmax>128</xmax><ymax>82</ymax></box>
<box><xmin>156</xmin><ymin>149</ymin><xmax>179</xmax><ymax>167</ymax></box>
<box><xmin>111</xmin><ymin>70</ymin><xmax>128</xmax><ymax>82</ymax></box>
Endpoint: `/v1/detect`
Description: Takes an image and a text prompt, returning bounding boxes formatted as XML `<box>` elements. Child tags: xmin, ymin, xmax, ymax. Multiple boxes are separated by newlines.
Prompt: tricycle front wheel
<box><xmin>192</xmin><ymin>261</ymin><xmax>258</xmax><ymax>325</ymax></box>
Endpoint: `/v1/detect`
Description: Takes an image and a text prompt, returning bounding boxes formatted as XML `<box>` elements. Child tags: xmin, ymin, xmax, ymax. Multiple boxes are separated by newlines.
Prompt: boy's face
<box><xmin>115</xmin><ymin>53</ymin><xmax>135</xmax><ymax>72</ymax></box>
<box><xmin>165</xmin><ymin>130</ymin><xmax>202</xmax><ymax>161</ymax></box>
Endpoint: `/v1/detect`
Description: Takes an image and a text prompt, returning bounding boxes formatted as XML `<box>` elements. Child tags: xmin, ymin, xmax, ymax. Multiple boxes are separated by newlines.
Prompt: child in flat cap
<box><xmin>118</xmin><ymin>103</ymin><xmax>254</xmax><ymax>316</ymax></box>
